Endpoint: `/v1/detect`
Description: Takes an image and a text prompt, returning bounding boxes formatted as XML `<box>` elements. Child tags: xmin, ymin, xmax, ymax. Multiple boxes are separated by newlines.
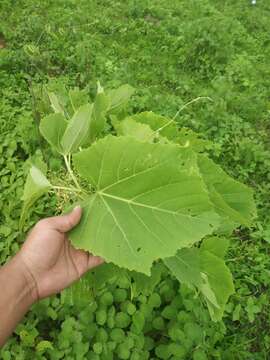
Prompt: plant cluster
<box><xmin>20</xmin><ymin>83</ymin><xmax>255</xmax><ymax>324</ymax></box>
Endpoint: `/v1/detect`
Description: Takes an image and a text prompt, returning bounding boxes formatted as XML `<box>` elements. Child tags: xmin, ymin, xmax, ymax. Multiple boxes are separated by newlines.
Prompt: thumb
<box><xmin>50</xmin><ymin>206</ymin><xmax>82</xmax><ymax>232</ymax></box>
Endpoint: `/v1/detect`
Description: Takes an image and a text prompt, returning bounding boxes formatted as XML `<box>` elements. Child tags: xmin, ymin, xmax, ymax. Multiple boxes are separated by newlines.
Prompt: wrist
<box><xmin>11</xmin><ymin>253</ymin><xmax>39</xmax><ymax>305</ymax></box>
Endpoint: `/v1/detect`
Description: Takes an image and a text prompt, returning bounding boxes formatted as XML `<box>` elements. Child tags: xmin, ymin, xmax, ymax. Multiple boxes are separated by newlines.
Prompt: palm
<box><xmin>20</xmin><ymin>208</ymin><xmax>103</xmax><ymax>300</ymax></box>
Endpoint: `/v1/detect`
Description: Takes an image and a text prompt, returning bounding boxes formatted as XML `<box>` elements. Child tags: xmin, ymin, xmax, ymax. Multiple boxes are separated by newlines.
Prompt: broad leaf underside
<box><xmin>69</xmin><ymin>136</ymin><xmax>220</xmax><ymax>274</ymax></box>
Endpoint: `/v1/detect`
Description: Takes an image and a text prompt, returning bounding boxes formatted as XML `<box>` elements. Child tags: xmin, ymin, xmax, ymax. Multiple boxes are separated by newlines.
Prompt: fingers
<box><xmin>87</xmin><ymin>255</ymin><xmax>104</xmax><ymax>270</ymax></box>
<box><xmin>70</xmin><ymin>247</ymin><xmax>104</xmax><ymax>276</ymax></box>
<box><xmin>46</xmin><ymin>206</ymin><xmax>82</xmax><ymax>233</ymax></box>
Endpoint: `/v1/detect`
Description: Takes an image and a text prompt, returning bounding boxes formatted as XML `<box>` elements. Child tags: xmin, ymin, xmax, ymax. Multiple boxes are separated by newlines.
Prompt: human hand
<box><xmin>16</xmin><ymin>206</ymin><xmax>103</xmax><ymax>302</ymax></box>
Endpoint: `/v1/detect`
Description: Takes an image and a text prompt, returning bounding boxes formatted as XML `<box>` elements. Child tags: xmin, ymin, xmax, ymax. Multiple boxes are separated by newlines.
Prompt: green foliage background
<box><xmin>0</xmin><ymin>0</ymin><xmax>270</xmax><ymax>358</ymax></box>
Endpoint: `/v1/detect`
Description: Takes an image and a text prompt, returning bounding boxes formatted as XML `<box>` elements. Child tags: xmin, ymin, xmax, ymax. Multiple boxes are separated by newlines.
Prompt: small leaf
<box><xmin>61</xmin><ymin>103</ymin><xmax>93</xmax><ymax>154</ymax></box>
<box><xmin>39</xmin><ymin>113</ymin><xmax>67</xmax><ymax>154</ymax></box>
<box><xmin>20</xmin><ymin>166</ymin><xmax>51</xmax><ymax>230</ymax></box>
<box><xmin>232</xmin><ymin>304</ymin><xmax>242</xmax><ymax>321</ymax></box>
<box><xmin>107</xmin><ymin>84</ymin><xmax>135</xmax><ymax>111</ymax></box>
<box><xmin>69</xmin><ymin>135</ymin><xmax>219</xmax><ymax>274</ymax></box>
<box><xmin>246</xmin><ymin>297</ymin><xmax>261</xmax><ymax>323</ymax></box>
<box><xmin>36</xmin><ymin>340</ymin><xmax>54</xmax><ymax>353</ymax></box>
<box><xmin>97</xmin><ymin>81</ymin><xmax>104</xmax><ymax>94</ymax></box>
<box><xmin>82</xmin><ymin>92</ymin><xmax>110</xmax><ymax>146</ymax></box>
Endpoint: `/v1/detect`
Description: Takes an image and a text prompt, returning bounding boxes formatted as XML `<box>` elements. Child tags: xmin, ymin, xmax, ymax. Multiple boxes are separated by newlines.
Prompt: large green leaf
<box><xmin>198</xmin><ymin>155</ymin><xmax>257</xmax><ymax>226</ymax></box>
<box><xmin>39</xmin><ymin>113</ymin><xmax>67</xmax><ymax>154</ymax></box>
<box><xmin>20</xmin><ymin>166</ymin><xmax>51</xmax><ymax>230</ymax></box>
<box><xmin>61</xmin><ymin>103</ymin><xmax>93</xmax><ymax>154</ymax></box>
<box><xmin>164</xmin><ymin>239</ymin><xmax>234</xmax><ymax>321</ymax></box>
<box><xmin>69</xmin><ymin>135</ymin><xmax>220</xmax><ymax>274</ymax></box>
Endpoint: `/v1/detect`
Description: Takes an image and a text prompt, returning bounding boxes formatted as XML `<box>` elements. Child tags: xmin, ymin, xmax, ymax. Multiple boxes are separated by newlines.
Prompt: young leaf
<box><xmin>61</xmin><ymin>103</ymin><xmax>93</xmax><ymax>154</ymax></box>
<box><xmin>164</xmin><ymin>247</ymin><xmax>234</xmax><ymax>321</ymax></box>
<box><xmin>198</xmin><ymin>155</ymin><xmax>257</xmax><ymax>226</ymax></box>
<box><xmin>82</xmin><ymin>92</ymin><xmax>110</xmax><ymax>146</ymax></box>
<box><xmin>107</xmin><ymin>84</ymin><xmax>135</xmax><ymax>111</ymax></box>
<box><xmin>20</xmin><ymin>166</ymin><xmax>51</xmax><ymax>230</ymax></box>
<box><xmin>39</xmin><ymin>113</ymin><xmax>67</xmax><ymax>154</ymax></box>
<box><xmin>69</xmin><ymin>135</ymin><xmax>220</xmax><ymax>274</ymax></box>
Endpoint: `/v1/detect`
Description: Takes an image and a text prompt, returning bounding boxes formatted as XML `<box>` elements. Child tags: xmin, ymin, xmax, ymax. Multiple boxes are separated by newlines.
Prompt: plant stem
<box><xmin>64</xmin><ymin>155</ymin><xmax>81</xmax><ymax>190</ymax></box>
<box><xmin>53</xmin><ymin>186</ymin><xmax>82</xmax><ymax>193</ymax></box>
<box><xmin>150</xmin><ymin>96</ymin><xmax>213</xmax><ymax>141</ymax></box>
<box><xmin>172</xmin><ymin>96</ymin><xmax>213</xmax><ymax>120</ymax></box>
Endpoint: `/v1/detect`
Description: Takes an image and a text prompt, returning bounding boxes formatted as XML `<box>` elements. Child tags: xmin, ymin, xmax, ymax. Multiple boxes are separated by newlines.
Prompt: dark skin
<box><xmin>0</xmin><ymin>206</ymin><xmax>103</xmax><ymax>347</ymax></box>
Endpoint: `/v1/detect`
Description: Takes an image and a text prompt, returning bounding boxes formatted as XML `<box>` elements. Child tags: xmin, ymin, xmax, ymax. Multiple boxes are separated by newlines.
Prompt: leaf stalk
<box><xmin>63</xmin><ymin>154</ymin><xmax>81</xmax><ymax>190</ymax></box>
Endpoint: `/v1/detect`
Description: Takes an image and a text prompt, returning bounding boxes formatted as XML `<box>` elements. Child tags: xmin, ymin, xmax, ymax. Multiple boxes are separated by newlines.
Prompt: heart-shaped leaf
<box><xmin>69</xmin><ymin>135</ymin><xmax>220</xmax><ymax>274</ymax></box>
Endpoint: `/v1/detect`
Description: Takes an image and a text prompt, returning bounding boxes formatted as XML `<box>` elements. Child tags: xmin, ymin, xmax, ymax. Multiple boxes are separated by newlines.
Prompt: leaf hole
<box><xmin>136</xmin><ymin>247</ymin><xmax>142</xmax><ymax>252</ymax></box>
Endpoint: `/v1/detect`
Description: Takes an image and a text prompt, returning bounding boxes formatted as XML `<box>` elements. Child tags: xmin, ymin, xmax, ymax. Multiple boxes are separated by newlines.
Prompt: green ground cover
<box><xmin>0</xmin><ymin>0</ymin><xmax>270</xmax><ymax>358</ymax></box>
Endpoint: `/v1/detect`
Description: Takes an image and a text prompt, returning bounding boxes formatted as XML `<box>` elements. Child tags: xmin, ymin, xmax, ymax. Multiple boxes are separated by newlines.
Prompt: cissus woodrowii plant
<box><xmin>20</xmin><ymin>83</ymin><xmax>256</xmax><ymax>321</ymax></box>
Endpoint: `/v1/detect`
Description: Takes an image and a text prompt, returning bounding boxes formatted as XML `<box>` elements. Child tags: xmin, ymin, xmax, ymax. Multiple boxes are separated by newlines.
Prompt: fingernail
<box><xmin>73</xmin><ymin>205</ymin><xmax>81</xmax><ymax>211</ymax></box>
